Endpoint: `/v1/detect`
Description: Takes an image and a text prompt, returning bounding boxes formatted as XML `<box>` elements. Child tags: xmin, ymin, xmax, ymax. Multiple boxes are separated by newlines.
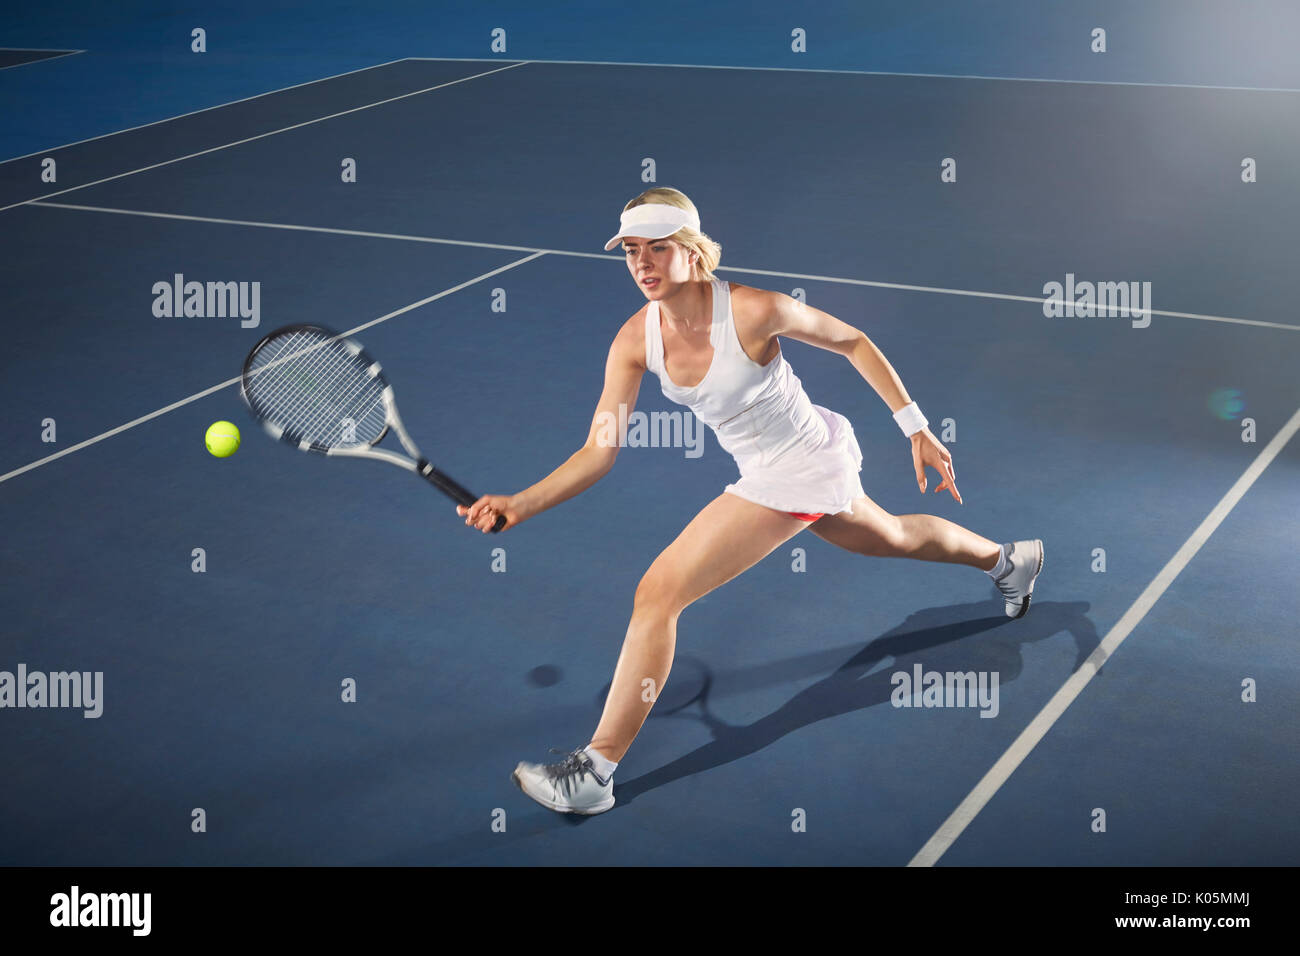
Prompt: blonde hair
<box><xmin>620</xmin><ymin>187</ymin><xmax>722</xmax><ymax>282</ymax></box>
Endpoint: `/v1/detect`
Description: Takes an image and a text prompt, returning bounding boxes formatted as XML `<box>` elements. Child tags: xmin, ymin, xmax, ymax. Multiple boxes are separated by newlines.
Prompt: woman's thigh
<box><xmin>807</xmin><ymin>494</ymin><xmax>904</xmax><ymax>556</ymax></box>
<box><xmin>636</xmin><ymin>492</ymin><xmax>814</xmax><ymax>613</ymax></box>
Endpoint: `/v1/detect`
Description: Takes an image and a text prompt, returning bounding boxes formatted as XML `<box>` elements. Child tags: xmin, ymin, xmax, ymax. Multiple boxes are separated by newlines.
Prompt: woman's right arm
<box><xmin>459</xmin><ymin>315</ymin><xmax>646</xmax><ymax>532</ymax></box>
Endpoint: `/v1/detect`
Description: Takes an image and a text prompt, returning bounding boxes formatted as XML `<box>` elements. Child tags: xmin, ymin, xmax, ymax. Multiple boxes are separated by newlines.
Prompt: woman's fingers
<box><xmin>918</xmin><ymin>444</ymin><xmax>963</xmax><ymax>504</ymax></box>
<box><xmin>938</xmin><ymin>460</ymin><xmax>963</xmax><ymax>504</ymax></box>
<box><xmin>459</xmin><ymin>495</ymin><xmax>500</xmax><ymax>530</ymax></box>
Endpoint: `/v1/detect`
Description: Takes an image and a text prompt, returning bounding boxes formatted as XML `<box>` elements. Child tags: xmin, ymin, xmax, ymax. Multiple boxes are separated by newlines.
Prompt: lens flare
<box><xmin>1207</xmin><ymin>388</ymin><xmax>1245</xmax><ymax>421</ymax></box>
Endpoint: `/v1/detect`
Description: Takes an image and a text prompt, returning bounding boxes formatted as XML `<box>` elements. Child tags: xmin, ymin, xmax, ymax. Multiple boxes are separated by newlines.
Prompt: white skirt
<box><xmin>723</xmin><ymin>405</ymin><xmax>866</xmax><ymax>515</ymax></box>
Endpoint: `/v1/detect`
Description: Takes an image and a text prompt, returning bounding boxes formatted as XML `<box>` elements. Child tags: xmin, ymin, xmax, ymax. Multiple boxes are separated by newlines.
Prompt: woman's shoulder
<box><xmin>727</xmin><ymin>281</ymin><xmax>777</xmax><ymax>330</ymax></box>
<box><xmin>726</xmin><ymin>279</ymin><xmax>772</xmax><ymax>306</ymax></box>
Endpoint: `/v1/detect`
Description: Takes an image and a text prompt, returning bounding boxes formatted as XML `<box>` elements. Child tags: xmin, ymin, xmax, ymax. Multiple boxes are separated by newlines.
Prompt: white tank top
<box><xmin>644</xmin><ymin>278</ymin><xmax>829</xmax><ymax>470</ymax></box>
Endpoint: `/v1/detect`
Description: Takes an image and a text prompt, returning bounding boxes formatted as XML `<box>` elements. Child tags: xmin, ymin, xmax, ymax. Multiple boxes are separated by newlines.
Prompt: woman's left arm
<box><xmin>762</xmin><ymin>289</ymin><xmax>963</xmax><ymax>503</ymax></box>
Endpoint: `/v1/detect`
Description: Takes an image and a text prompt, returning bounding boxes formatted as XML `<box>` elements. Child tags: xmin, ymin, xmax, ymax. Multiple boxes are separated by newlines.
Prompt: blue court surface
<box><xmin>1</xmin><ymin>2</ymin><xmax>1297</xmax><ymax>868</ymax></box>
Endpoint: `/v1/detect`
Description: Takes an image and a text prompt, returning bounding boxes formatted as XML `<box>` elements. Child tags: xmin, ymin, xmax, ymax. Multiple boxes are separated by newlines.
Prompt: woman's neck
<box><xmin>659</xmin><ymin>278</ymin><xmax>712</xmax><ymax>335</ymax></box>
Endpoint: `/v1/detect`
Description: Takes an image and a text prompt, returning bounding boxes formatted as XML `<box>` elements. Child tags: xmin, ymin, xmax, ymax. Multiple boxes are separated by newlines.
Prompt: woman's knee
<box><xmin>633</xmin><ymin>568</ymin><xmax>687</xmax><ymax>620</ymax></box>
<box><xmin>875</xmin><ymin>513</ymin><xmax>910</xmax><ymax>556</ymax></box>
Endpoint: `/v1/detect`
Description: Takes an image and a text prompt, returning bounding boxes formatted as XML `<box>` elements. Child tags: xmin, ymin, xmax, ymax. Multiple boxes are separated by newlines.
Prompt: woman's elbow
<box><xmin>582</xmin><ymin>441</ymin><xmax>619</xmax><ymax>474</ymax></box>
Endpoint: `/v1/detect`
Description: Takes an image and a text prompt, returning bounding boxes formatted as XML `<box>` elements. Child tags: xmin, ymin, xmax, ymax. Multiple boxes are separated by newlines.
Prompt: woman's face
<box><xmin>622</xmin><ymin>236</ymin><xmax>695</xmax><ymax>298</ymax></box>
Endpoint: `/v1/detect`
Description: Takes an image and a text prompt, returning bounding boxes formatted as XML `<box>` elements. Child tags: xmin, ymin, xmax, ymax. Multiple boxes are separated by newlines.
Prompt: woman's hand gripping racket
<box><xmin>240</xmin><ymin>324</ymin><xmax>506</xmax><ymax>532</ymax></box>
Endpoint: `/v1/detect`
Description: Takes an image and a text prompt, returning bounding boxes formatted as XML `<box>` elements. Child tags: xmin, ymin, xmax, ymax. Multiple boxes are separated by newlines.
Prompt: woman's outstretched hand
<box><xmin>910</xmin><ymin>430</ymin><xmax>963</xmax><ymax>504</ymax></box>
<box><xmin>457</xmin><ymin>494</ymin><xmax>526</xmax><ymax>533</ymax></box>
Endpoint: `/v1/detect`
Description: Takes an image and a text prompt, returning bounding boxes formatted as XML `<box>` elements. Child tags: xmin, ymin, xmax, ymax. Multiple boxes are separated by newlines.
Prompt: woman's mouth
<box><xmin>642</xmin><ymin>277</ymin><xmax>659</xmax><ymax>288</ymax></box>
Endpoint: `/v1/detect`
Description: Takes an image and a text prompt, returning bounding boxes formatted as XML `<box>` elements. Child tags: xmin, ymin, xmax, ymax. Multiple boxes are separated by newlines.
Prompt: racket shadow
<box><xmin>612</xmin><ymin>597</ymin><xmax>1099</xmax><ymax>809</ymax></box>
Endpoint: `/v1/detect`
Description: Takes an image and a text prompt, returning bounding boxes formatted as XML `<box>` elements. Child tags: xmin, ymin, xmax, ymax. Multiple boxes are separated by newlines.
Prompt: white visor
<box><xmin>603</xmin><ymin>203</ymin><xmax>700</xmax><ymax>251</ymax></box>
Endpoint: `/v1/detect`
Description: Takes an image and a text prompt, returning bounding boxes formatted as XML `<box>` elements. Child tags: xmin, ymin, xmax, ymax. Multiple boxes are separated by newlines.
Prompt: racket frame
<box><xmin>240</xmin><ymin>324</ymin><xmax>502</xmax><ymax>529</ymax></box>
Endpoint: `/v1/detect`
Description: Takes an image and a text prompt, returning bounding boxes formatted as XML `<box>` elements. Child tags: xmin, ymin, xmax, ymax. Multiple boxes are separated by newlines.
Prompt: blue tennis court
<box><xmin>1</xmin><ymin>1</ymin><xmax>1297</xmax><ymax>868</ymax></box>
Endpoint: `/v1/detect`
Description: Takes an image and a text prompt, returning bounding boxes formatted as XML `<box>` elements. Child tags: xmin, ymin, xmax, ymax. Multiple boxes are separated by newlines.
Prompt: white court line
<box><xmin>33</xmin><ymin>200</ymin><xmax>580</xmax><ymax>256</ymax></box>
<box><xmin>725</xmin><ymin>264</ymin><xmax>1300</xmax><ymax>332</ymax></box>
<box><xmin>0</xmin><ymin>50</ymin><xmax>83</xmax><ymax>72</ymax></box>
<box><xmin>31</xmin><ymin>200</ymin><xmax>1300</xmax><ymax>334</ymax></box>
<box><xmin>0</xmin><ymin>56</ymin><xmax>417</xmax><ymax>163</ymax></box>
<box><xmin>0</xmin><ymin>252</ymin><xmax>545</xmax><ymax>486</ymax></box>
<box><xmin>0</xmin><ymin>61</ymin><xmax>530</xmax><ymax>213</ymax></box>
<box><xmin>908</xmin><ymin>404</ymin><xmax>1300</xmax><ymax>867</ymax></box>
<box><xmin>404</xmin><ymin>55</ymin><xmax>1300</xmax><ymax>94</ymax></box>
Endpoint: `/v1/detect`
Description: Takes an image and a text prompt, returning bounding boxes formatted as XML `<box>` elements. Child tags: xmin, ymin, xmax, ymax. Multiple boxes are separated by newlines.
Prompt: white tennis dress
<box><xmin>644</xmin><ymin>277</ymin><xmax>867</xmax><ymax>516</ymax></box>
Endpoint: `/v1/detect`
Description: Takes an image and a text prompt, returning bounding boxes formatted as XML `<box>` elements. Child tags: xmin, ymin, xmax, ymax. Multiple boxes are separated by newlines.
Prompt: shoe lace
<box><xmin>544</xmin><ymin>748</ymin><xmax>593</xmax><ymax>796</ymax></box>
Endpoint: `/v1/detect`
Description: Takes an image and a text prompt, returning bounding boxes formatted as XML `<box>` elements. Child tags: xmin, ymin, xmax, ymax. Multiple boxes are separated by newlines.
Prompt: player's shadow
<box><xmin>612</xmin><ymin>597</ymin><xmax>1098</xmax><ymax>808</ymax></box>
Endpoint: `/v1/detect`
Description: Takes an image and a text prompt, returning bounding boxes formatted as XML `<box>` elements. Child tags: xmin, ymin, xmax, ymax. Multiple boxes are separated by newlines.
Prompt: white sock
<box><xmin>985</xmin><ymin>544</ymin><xmax>1009</xmax><ymax>579</ymax></box>
<box><xmin>583</xmin><ymin>745</ymin><xmax>618</xmax><ymax>782</ymax></box>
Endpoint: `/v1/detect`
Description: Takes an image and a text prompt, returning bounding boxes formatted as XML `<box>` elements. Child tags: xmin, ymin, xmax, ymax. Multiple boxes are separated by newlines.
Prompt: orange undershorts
<box><xmin>788</xmin><ymin>511</ymin><xmax>825</xmax><ymax>521</ymax></box>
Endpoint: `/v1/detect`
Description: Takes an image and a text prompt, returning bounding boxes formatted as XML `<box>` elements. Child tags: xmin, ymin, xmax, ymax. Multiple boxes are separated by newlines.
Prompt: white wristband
<box><xmin>893</xmin><ymin>402</ymin><xmax>928</xmax><ymax>437</ymax></box>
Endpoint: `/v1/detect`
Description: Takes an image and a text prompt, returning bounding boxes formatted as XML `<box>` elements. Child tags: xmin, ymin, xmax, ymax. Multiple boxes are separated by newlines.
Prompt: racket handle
<box><xmin>418</xmin><ymin>460</ymin><xmax>506</xmax><ymax>533</ymax></box>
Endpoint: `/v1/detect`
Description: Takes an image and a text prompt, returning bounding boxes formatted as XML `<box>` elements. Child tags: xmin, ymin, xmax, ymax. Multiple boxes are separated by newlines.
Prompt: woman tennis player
<box><xmin>457</xmin><ymin>187</ymin><xmax>1044</xmax><ymax>815</ymax></box>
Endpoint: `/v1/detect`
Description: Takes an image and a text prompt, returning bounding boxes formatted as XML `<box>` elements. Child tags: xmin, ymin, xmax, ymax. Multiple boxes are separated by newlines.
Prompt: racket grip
<box><xmin>418</xmin><ymin>460</ymin><xmax>506</xmax><ymax>533</ymax></box>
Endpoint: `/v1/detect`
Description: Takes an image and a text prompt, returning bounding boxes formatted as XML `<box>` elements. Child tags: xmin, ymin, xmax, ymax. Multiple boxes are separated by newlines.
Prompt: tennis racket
<box><xmin>240</xmin><ymin>324</ymin><xmax>506</xmax><ymax>532</ymax></box>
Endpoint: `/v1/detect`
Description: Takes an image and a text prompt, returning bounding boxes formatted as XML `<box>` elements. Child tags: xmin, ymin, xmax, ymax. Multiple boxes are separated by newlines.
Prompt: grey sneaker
<box><xmin>512</xmin><ymin>748</ymin><xmax>615</xmax><ymax>815</ymax></box>
<box><xmin>994</xmin><ymin>539</ymin><xmax>1044</xmax><ymax>619</ymax></box>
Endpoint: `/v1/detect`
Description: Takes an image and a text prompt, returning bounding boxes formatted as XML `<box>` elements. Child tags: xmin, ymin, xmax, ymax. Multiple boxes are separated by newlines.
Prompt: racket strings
<box><xmin>256</xmin><ymin>336</ymin><xmax>352</xmax><ymax>430</ymax></box>
<box><xmin>268</xmin><ymin>338</ymin><xmax>375</xmax><ymax>437</ymax></box>
<box><xmin>250</xmin><ymin>333</ymin><xmax>352</xmax><ymax>430</ymax></box>
<box><xmin>246</xmin><ymin>330</ymin><xmax>388</xmax><ymax>447</ymax></box>
<box><xmin>268</xmin><ymin>335</ymin><xmax>386</xmax><ymax>445</ymax></box>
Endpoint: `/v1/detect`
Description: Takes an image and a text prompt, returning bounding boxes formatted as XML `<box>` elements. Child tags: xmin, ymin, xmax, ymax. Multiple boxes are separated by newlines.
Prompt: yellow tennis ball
<box><xmin>205</xmin><ymin>421</ymin><xmax>241</xmax><ymax>458</ymax></box>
